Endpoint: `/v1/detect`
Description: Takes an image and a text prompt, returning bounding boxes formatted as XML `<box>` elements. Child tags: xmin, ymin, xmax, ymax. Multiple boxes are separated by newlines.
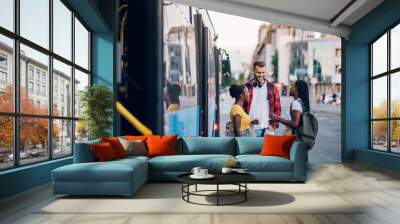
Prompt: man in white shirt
<box><xmin>244</xmin><ymin>61</ymin><xmax>281</xmax><ymax>136</ymax></box>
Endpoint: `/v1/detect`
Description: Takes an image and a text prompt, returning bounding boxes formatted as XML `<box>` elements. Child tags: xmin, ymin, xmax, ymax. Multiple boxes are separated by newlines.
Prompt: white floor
<box><xmin>1</xmin><ymin>162</ymin><xmax>400</xmax><ymax>224</ymax></box>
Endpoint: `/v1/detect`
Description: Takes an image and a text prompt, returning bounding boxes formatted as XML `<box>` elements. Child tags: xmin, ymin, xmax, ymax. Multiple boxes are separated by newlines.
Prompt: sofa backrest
<box><xmin>177</xmin><ymin>137</ymin><xmax>235</xmax><ymax>155</ymax></box>
<box><xmin>235</xmin><ymin>137</ymin><xmax>264</xmax><ymax>155</ymax></box>
<box><xmin>74</xmin><ymin>137</ymin><xmax>265</xmax><ymax>161</ymax></box>
<box><xmin>73</xmin><ymin>139</ymin><xmax>100</xmax><ymax>163</ymax></box>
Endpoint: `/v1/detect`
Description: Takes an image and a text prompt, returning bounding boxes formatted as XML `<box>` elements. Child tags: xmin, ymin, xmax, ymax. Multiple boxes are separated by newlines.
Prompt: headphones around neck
<box><xmin>252</xmin><ymin>79</ymin><xmax>266</xmax><ymax>88</ymax></box>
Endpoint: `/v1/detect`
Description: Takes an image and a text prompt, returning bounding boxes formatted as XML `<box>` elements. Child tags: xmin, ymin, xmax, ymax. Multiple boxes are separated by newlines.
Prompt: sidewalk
<box><xmin>219</xmin><ymin>94</ymin><xmax>341</xmax><ymax>163</ymax></box>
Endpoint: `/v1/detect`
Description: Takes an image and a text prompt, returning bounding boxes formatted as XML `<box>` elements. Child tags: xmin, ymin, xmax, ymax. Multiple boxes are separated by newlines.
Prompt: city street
<box><xmin>305</xmin><ymin>99</ymin><xmax>341</xmax><ymax>163</ymax></box>
<box><xmin>220</xmin><ymin>92</ymin><xmax>341</xmax><ymax>163</ymax></box>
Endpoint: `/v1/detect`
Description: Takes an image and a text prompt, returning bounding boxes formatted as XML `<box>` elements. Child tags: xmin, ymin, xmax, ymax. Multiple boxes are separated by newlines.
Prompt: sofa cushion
<box><xmin>118</xmin><ymin>137</ymin><xmax>147</xmax><ymax>156</ymax></box>
<box><xmin>236</xmin><ymin>137</ymin><xmax>264</xmax><ymax>155</ymax></box>
<box><xmin>178</xmin><ymin>137</ymin><xmax>235</xmax><ymax>155</ymax></box>
<box><xmin>149</xmin><ymin>154</ymin><xmax>235</xmax><ymax>172</ymax></box>
<box><xmin>91</xmin><ymin>142</ymin><xmax>118</xmax><ymax>161</ymax></box>
<box><xmin>74</xmin><ymin>138</ymin><xmax>147</xmax><ymax>163</ymax></box>
<box><xmin>260</xmin><ymin>135</ymin><xmax>296</xmax><ymax>159</ymax></box>
<box><xmin>236</xmin><ymin>155</ymin><xmax>293</xmax><ymax>172</ymax></box>
<box><xmin>101</xmin><ymin>137</ymin><xmax>127</xmax><ymax>158</ymax></box>
<box><xmin>53</xmin><ymin>159</ymin><xmax>147</xmax><ymax>183</ymax></box>
<box><xmin>147</xmin><ymin>135</ymin><xmax>177</xmax><ymax>157</ymax></box>
<box><xmin>124</xmin><ymin>135</ymin><xmax>148</xmax><ymax>141</ymax></box>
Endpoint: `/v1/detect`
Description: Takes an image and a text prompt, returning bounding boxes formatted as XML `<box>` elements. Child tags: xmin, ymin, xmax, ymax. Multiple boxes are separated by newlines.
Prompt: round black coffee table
<box><xmin>177</xmin><ymin>173</ymin><xmax>255</xmax><ymax>206</ymax></box>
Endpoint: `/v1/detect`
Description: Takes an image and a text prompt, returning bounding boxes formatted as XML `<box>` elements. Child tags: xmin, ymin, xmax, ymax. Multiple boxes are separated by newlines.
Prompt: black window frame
<box><xmin>0</xmin><ymin>0</ymin><xmax>92</xmax><ymax>171</ymax></box>
<box><xmin>370</xmin><ymin>21</ymin><xmax>400</xmax><ymax>154</ymax></box>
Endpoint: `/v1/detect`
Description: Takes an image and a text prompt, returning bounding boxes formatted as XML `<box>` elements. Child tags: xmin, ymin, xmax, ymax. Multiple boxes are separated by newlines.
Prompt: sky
<box><xmin>0</xmin><ymin>0</ymin><xmax>89</xmax><ymax>74</ymax></box>
<box><xmin>208</xmin><ymin>11</ymin><xmax>265</xmax><ymax>76</ymax></box>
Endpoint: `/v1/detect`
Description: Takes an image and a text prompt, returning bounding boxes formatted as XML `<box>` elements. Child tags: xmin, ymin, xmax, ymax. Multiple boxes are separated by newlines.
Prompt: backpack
<box><xmin>290</xmin><ymin>100</ymin><xmax>318</xmax><ymax>150</ymax></box>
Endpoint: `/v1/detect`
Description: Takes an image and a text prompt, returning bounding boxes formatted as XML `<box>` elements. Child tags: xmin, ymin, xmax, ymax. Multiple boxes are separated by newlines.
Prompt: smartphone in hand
<box><xmin>252</xmin><ymin>119</ymin><xmax>259</xmax><ymax>125</ymax></box>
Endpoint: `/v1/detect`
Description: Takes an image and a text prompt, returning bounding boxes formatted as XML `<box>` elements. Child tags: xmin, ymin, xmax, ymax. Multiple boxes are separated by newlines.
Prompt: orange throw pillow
<box><xmin>91</xmin><ymin>142</ymin><xmax>117</xmax><ymax>161</ymax></box>
<box><xmin>101</xmin><ymin>137</ymin><xmax>127</xmax><ymax>158</ymax></box>
<box><xmin>124</xmin><ymin>135</ymin><xmax>148</xmax><ymax>141</ymax></box>
<box><xmin>146</xmin><ymin>135</ymin><xmax>177</xmax><ymax>157</ymax></box>
<box><xmin>259</xmin><ymin>135</ymin><xmax>296</xmax><ymax>159</ymax></box>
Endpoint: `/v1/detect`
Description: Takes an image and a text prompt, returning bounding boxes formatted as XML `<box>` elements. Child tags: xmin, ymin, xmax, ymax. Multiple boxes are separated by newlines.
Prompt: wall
<box><xmin>118</xmin><ymin>0</ymin><xmax>163</xmax><ymax>136</ymax></box>
<box><xmin>92</xmin><ymin>32</ymin><xmax>114</xmax><ymax>91</ymax></box>
<box><xmin>91</xmin><ymin>0</ymin><xmax>116</xmax><ymax>134</ymax></box>
<box><xmin>0</xmin><ymin>0</ymin><xmax>116</xmax><ymax>200</ymax></box>
<box><xmin>343</xmin><ymin>0</ymin><xmax>400</xmax><ymax>170</ymax></box>
<box><xmin>0</xmin><ymin>158</ymin><xmax>72</xmax><ymax>199</ymax></box>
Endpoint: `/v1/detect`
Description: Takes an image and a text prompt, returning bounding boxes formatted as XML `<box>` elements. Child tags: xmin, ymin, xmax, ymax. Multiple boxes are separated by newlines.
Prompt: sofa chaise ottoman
<box><xmin>52</xmin><ymin>141</ymin><xmax>149</xmax><ymax>196</ymax></box>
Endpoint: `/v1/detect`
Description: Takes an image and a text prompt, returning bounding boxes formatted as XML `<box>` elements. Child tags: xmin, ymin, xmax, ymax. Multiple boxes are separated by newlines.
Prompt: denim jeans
<box><xmin>240</xmin><ymin>129</ymin><xmax>251</xmax><ymax>137</ymax></box>
<box><xmin>254</xmin><ymin>129</ymin><xmax>265</xmax><ymax>137</ymax></box>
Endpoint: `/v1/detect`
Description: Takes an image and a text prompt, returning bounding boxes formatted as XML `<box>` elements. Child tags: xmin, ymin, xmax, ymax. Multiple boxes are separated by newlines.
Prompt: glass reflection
<box><xmin>0</xmin><ymin>116</ymin><xmax>13</xmax><ymax>170</ymax></box>
<box><xmin>372</xmin><ymin>121</ymin><xmax>387</xmax><ymax>151</ymax></box>
<box><xmin>74</xmin><ymin>69</ymin><xmax>89</xmax><ymax>118</ymax></box>
<box><xmin>0</xmin><ymin>0</ymin><xmax>14</xmax><ymax>31</ymax></box>
<box><xmin>391</xmin><ymin>24</ymin><xmax>400</xmax><ymax>70</ymax></box>
<box><xmin>53</xmin><ymin>59</ymin><xmax>72</xmax><ymax>117</ymax></box>
<box><xmin>391</xmin><ymin>72</ymin><xmax>400</xmax><ymax>118</ymax></box>
<box><xmin>53</xmin><ymin>0</ymin><xmax>72</xmax><ymax>60</ymax></box>
<box><xmin>20</xmin><ymin>117</ymin><xmax>49</xmax><ymax>165</ymax></box>
<box><xmin>20</xmin><ymin>0</ymin><xmax>49</xmax><ymax>49</ymax></box>
<box><xmin>391</xmin><ymin>120</ymin><xmax>400</xmax><ymax>153</ymax></box>
<box><xmin>75</xmin><ymin>120</ymin><xmax>88</xmax><ymax>143</ymax></box>
<box><xmin>20</xmin><ymin>44</ymin><xmax>49</xmax><ymax>115</ymax></box>
<box><xmin>372</xmin><ymin>34</ymin><xmax>387</xmax><ymax>76</ymax></box>
<box><xmin>372</xmin><ymin>77</ymin><xmax>387</xmax><ymax>119</ymax></box>
<box><xmin>74</xmin><ymin>18</ymin><xmax>89</xmax><ymax>70</ymax></box>
<box><xmin>0</xmin><ymin>34</ymin><xmax>14</xmax><ymax>113</ymax></box>
<box><xmin>207</xmin><ymin>29</ymin><xmax>217</xmax><ymax>136</ymax></box>
<box><xmin>53</xmin><ymin>119</ymin><xmax>72</xmax><ymax>157</ymax></box>
<box><xmin>163</xmin><ymin>3</ymin><xmax>199</xmax><ymax>136</ymax></box>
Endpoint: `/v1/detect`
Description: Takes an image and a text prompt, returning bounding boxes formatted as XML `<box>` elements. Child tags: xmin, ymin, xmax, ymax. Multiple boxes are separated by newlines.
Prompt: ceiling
<box><xmin>171</xmin><ymin>0</ymin><xmax>384</xmax><ymax>37</ymax></box>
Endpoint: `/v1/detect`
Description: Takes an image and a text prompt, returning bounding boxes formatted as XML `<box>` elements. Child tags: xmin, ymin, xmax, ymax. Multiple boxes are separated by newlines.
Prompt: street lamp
<box><xmin>219</xmin><ymin>48</ymin><xmax>231</xmax><ymax>77</ymax></box>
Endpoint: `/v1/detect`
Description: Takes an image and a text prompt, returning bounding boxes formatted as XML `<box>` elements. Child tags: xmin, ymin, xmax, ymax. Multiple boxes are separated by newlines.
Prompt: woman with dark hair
<box><xmin>229</xmin><ymin>85</ymin><xmax>258</xmax><ymax>137</ymax></box>
<box><xmin>269</xmin><ymin>80</ymin><xmax>310</xmax><ymax>134</ymax></box>
<box><xmin>166</xmin><ymin>83</ymin><xmax>181</xmax><ymax>112</ymax></box>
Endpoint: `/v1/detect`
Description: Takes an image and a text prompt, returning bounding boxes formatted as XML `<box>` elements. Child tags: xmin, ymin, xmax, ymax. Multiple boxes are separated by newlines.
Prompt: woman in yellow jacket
<box><xmin>229</xmin><ymin>85</ymin><xmax>258</xmax><ymax>137</ymax></box>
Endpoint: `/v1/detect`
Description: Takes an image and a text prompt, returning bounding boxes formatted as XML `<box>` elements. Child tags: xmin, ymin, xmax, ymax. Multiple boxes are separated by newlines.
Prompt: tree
<box><xmin>372</xmin><ymin>99</ymin><xmax>400</xmax><ymax>144</ymax></box>
<box><xmin>76</xmin><ymin>120</ymin><xmax>87</xmax><ymax>141</ymax></box>
<box><xmin>221</xmin><ymin>75</ymin><xmax>238</xmax><ymax>88</ymax></box>
<box><xmin>0</xmin><ymin>85</ymin><xmax>13</xmax><ymax>150</ymax></box>
<box><xmin>79</xmin><ymin>84</ymin><xmax>113</xmax><ymax>140</ymax></box>
<box><xmin>0</xmin><ymin>116</ymin><xmax>12</xmax><ymax>150</ymax></box>
<box><xmin>238</xmin><ymin>73</ymin><xmax>246</xmax><ymax>84</ymax></box>
<box><xmin>0</xmin><ymin>84</ymin><xmax>59</xmax><ymax>151</ymax></box>
<box><xmin>391</xmin><ymin>99</ymin><xmax>400</xmax><ymax>142</ymax></box>
<box><xmin>372</xmin><ymin>100</ymin><xmax>387</xmax><ymax>139</ymax></box>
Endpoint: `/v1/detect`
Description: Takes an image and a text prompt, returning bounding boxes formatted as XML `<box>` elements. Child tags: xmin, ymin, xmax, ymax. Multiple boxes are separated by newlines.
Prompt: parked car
<box><xmin>7</xmin><ymin>153</ymin><xmax>13</xmax><ymax>161</ymax></box>
<box><xmin>53</xmin><ymin>149</ymin><xmax>62</xmax><ymax>156</ymax></box>
<box><xmin>8</xmin><ymin>150</ymin><xmax>32</xmax><ymax>160</ymax></box>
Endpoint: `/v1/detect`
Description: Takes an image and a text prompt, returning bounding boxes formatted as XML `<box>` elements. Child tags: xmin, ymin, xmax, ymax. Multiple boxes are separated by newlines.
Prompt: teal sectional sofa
<box><xmin>52</xmin><ymin>137</ymin><xmax>307</xmax><ymax>196</ymax></box>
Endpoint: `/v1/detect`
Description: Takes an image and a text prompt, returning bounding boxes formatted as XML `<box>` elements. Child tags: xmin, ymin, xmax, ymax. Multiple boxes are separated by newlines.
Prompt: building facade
<box><xmin>0</xmin><ymin>41</ymin><xmax>74</xmax><ymax>156</ymax></box>
<box><xmin>251</xmin><ymin>24</ymin><xmax>341</xmax><ymax>99</ymax></box>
